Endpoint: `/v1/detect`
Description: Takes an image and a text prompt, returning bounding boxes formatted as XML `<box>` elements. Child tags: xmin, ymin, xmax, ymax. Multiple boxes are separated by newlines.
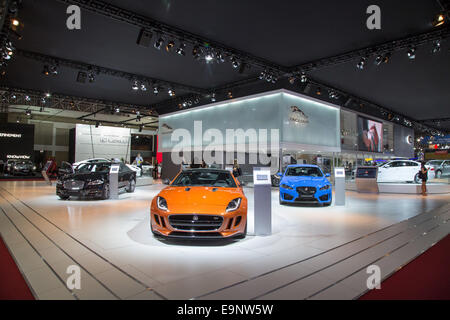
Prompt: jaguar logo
<box><xmin>305</xmin><ymin>188</ymin><xmax>309</xmax><ymax>191</ymax></box>
<box><xmin>161</xmin><ymin>123</ymin><xmax>174</xmax><ymax>135</ymax></box>
<box><xmin>193</xmin><ymin>215</ymin><xmax>199</xmax><ymax>221</ymax></box>
<box><xmin>289</xmin><ymin>106</ymin><xmax>309</xmax><ymax>126</ymax></box>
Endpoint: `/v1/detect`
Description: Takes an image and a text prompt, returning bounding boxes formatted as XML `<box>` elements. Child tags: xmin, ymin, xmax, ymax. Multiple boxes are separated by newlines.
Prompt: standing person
<box><xmin>232</xmin><ymin>159</ymin><xmax>242</xmax><ymax>177</ymax></box>
<box><xmin>201</xmin><ymin>160</ymin><xmax>208</xmax><ymax>168</ymax></box>
<box><xmin>135</xmin><ymin>153</ymin><xmax>143</xmax><ymax>168</ymax></box>
<box><xmin>420</xmin><ymin>162</ymin><xmax>428</xmax><ymax>196</ymax></box>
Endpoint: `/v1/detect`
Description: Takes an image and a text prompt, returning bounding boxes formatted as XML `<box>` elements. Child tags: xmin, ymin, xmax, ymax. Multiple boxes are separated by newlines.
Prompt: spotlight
<box><xmin>289</xmin><ymin>77</ymin><xmax>296</xmax><ymax>85</ymax></box>
<box><xmin>356</xmin><ymin>57</ymin><xmax>367</xmax><ymax>70</ymax></box>
<box><xmin>259</xmin><ymin>71</ymin><xmax>266</xmax><ymax>80</ymax></box>
<box><xmin>25</xmin><ymin>109</ymin><xmax>31</xmax><ymax>116</ymax></box>
<box><xmin>316</xmin><ymin>87</ymin><xmax>322</xmax><ymax>95</ymax></box>
<box><xmin>132</xmin><ymin>81</ymin><xmax>139</xmax><ymax>91</ymax></box>
<box><xmin>115</xmin><ymin>107</ymin><xmax>120</xmax><ymax>113</ymax></box>
<box><xmin>25</xmin><ymin>95</ymin><xmax>31</xmax><ymax>102</ymax></box>
<box><xmin>216</xmin><ymin>51</ymin><xmax>225</xmax><ymax>63</ymax></box>
<box><xmin>166</xmin><ymin>40</ymin><xmax>175</xmax><ymax>52</ymax></box>
<box><xmin>153</xmin><ymin>86</ymin><xmax>159</xmax><ymax>95</ymax></box>
<box><xmin>192</xmin><ymin>45</ymin><xmax>202</xmax><ymax>60</ymax></box>
<box><xmin>211</xmin><ymin>93</ymin><xmax>216</xmax><ymax>102</ymax></box>
<box><xmin>382</xmin><ymin>53</ymin><xmax>391</xmax><ymax>64</ymax></box>
<box><xmin>407</xmin><ymin>47</ymin><xmax>416</xmax><ymax>59</ymax></box>
<box><xmin>49</xmin><ymin>65</ymin><xmax>58</xmax><ymax>75</ymax></box>
<box><xmin>433</xmin><ymin>13</ymin><xmax>446</xmax><ymax>27</ymax></box>
<box><xmin>176</xmin><ymin>43</ymin><xmax>186</xmax><ymax>56</ymax></box>
<box><xmin>140</xmin><ymin>83</ymin><xmax>147</xmax><ymax>91</ymax></box>
<box><xmin>45</xmin><ymin>92</ymin><xmax>51</xmax><ymax>98</ymax></box>
<box><xmin>11</xmin><ymin>18</ymin><xmax>20</xmax><ymax>27</ymax></box>
<box><xmin>300</xmin><ymin>73</ymin><xmax>307</xmax><ymax>83</ymax></box>
<box><xmin>432</xmin><ymin>40</ymin><xmax>441</xmax><ymax>53</ymax></box>
<box><xmin>231</xmin><ymin>57</ymin><xmax>240</xmax><ymax>69</ymax></box>
<box><xmin>227</xmin><ymin>91</ymin><xmax>233</xmax><ymax>99</ymax></box>
<box><xmin>154</xmin><ymin>37</ymin><xmax>164</xmax><ymax>50</ymax></box>
<box><xmin>204</xmin><ymin>50</ymin><xmax>215</xmax><ymax>63</ymax></box>
<box><xmin>42</xmin><ymin>65</ymin><xmax>50</xmax><ymax>76</ymax></box>
<box><xmin>88</xmin><ymin>72</ymin><xmax>95</xmax><ymax>83</ymax></box>
<box><xmin>168</xmin><ymin>89</ymin><xmax>175</xmax><ymax>97</ymax></box>
<box><xmin>374</xmin><ymin>55</ymin><xmax>383</xmax><ymax>66</ymax></box>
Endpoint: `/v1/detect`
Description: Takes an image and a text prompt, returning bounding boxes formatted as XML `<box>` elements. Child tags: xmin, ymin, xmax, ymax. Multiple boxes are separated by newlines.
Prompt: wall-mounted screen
<box><xmin>357</xmin><ymin>116</ymin><xmax>383</xmax><ymax>153</ymax></box>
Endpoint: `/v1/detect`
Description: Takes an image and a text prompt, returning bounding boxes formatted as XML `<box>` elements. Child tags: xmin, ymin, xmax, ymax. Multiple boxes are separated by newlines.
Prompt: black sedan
<box><xmin>56</xmin><ymin>162</ymin><xmax>136</xmax><ymax>200</ymax></box>
<box><xmin>6</xmin><ymin>160</ymin><xmax>36</xmax><ymax>176</ymax></box>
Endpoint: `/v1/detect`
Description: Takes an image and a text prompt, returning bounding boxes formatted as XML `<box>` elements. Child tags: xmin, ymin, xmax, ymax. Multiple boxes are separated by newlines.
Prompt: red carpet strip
<box><xmin>0</xmin><ymin>236</ymin><xmax>35</xmax><ymax>300</ymax></box>
<box><xmin>360</xmin><ymin>235</ymin><xmax>450</xmax><ymax>300</ymax></box>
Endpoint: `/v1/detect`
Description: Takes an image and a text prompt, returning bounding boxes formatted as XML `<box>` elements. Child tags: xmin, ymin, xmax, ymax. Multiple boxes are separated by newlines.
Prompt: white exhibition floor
<box><xmin>0</xmin><ymin>181</ymin><xmax>449</xmax><ymax>300</ymax></box>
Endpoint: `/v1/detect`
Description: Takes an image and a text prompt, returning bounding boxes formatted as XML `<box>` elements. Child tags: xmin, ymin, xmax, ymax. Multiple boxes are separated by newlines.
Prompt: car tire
<box><xmin>414</xmin><ymin>173</ymin><xmax>422</xmax><ymax>184</ymax></box>
<box><xmin>436</xmin><ymin>170</ymin><xmax>442</xmax><ymax>179</ymax></box>
<box><xmin>102</xmin><ymin>184</ymin><xmax>110</xmax><ymax>200</ymax></box>
<box><xmin>58</xmin><ymin>195</ymin><xmax>70</xmax><ymax>200</ymax></box>
<box><xmin>126</xmin><ymin>179</ymin><xmax>136</xmax><ymax>193</ymax></box>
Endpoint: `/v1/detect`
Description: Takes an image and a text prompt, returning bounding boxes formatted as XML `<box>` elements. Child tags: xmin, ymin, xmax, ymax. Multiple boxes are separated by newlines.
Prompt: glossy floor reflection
<box><xmin>0</xmin><ymin>181</ymin><xmax>448</xmax><ymax>300</ymax></box>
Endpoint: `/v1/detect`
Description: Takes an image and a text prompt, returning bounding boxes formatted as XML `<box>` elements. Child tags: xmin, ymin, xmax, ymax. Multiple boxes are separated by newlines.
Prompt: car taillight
<box><xmin>430</xmin><ymin>168</ymin><xmax>435</xmax><ymax>171</ymax></box>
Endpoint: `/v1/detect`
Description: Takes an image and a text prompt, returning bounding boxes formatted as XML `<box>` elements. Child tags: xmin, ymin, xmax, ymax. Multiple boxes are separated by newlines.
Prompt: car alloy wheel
<box><xmin>127</xmin><ymin>179</ymin><xmax>136</xmax><ymax>193</ymax></box>
<box><xmin>102</xmin><ymin>184</ymin><xmax>110</xmax><ymax>200</ymax></box>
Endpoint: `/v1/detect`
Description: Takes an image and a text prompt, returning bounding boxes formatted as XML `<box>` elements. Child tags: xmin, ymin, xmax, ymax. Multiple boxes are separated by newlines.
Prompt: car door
<box><xmin>443</xmin><ymin>161</ymin><xmax>450</xmax><ymax>176</ymax></box>
<box><xmin>405</xmin><ymin>161</ymin><xmax>420</xmax><ymax>181</ymax></box>
<box><xmin>378</xmin><ymin>161</ymin><xmax>396</xmax><ymax>182</ymax></box>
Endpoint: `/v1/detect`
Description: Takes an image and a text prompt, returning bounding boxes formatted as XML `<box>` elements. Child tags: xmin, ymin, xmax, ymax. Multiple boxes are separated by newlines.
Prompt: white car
<box><xmin>126</xmin><ymin>164</ymin><xmax>142</xmax><ymax>177</ymax></box>
<box><xmin>72</xmin><ymin>158</ymin><xmax>111</xmax><ymax>169</ymax></box>
<box><xmin>377</xmin><ymin>160</ymin><xmax>435</xmax><ymax>183</ymax></box>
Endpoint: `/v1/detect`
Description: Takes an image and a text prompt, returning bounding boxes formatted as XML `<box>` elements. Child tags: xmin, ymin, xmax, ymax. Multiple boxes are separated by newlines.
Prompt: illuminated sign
<box><xmin>288</xmin><ymin>106</ymin><xmax>309</xmax><ymax>125</ymax></box>
<box><xmin>0</xmin><ymin>133</ymin><xmax>22</xmax><ymax>138</ymax></box>
<box><xmin>7</xmin><ymin>155</ymin><xmax>31</xmax><ymax>160</ymax></box>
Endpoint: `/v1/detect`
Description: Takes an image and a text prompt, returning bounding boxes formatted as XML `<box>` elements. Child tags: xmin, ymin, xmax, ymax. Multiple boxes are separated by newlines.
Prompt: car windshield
<box><xmin>76</xmin><ymin>163</ymin><xmax>111</xmax><ymax>173</ymax></box>
<box><xmin>428</xmin><ymin>161</ymin><xmax>442</xmax><ymax>165</ymax></box>
<box><xmin>285</xmin><ymin>167</ymin><xmax>323</xmax><ymax>177</ymax></box>
<box><xmin>172</xmin><ymin>170</ymin><xmax>237</xmax><ymax>188</ymax></box>
<box><xmin>15</xmin><ymin>161</ymin><xmax>33</xmax><ymax>165</ymax></box>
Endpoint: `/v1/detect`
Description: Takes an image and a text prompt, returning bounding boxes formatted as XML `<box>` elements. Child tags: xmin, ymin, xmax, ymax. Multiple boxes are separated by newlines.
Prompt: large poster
<box><xmin>357</xmin><ymin>116</ymin><xmax>383</xmax><ymax>153</ymax></box>
<box><xmin>0</xmin><ymin>123</ymin><xmax>35</xmax><ymax>162</ymax></box>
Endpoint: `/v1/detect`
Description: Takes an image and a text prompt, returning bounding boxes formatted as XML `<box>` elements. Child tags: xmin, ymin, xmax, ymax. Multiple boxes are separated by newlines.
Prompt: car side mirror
<box><xmin>163</xmin><ymin>178</ymin><xmax>171</xmax><ymax>185</ymax></box>
<box><xmin>326</xmin><ymin>173</ymin><xmax>331</xmax><ymax>178</ymax></box>
<box><xmin>276</xmin><ymin>172</ymin><xmax>283</xmax><ymax>177</ymax></box>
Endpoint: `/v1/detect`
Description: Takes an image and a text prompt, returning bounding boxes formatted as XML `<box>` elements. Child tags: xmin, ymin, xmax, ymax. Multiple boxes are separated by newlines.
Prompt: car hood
<box><xmin>60</xmin><ymin>172</ymin><xmax>108</xmax><ymax>181</ymax></box>
<box><xmin>157</xmin><ymin>186</ymin><xmax>244</xmax><ymax>214</ymax></box>
<box><xmin>281</xmin><ymin>176</ymin><xmax>330</xmax><ymax>187</ymax></box>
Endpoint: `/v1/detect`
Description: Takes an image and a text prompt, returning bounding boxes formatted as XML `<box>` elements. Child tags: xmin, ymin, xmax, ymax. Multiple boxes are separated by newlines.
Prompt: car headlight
<box><xmin>87</xmin><ymin>179</ymin><xmax>104</xmax><ymax>186</ymax></box>
<box><xmin>157</xmin><ymin>196</ymin><xmax>168</xmax><ymax>211</ymax></box>
<box><xmin>32</xmin><ymin>166</ymin><xmax>36</xmax><ymax>171</ymax></box>
<box><xmin>14</xmin><ymin>166</ymin><xmax>18</xmax><ymax>169</ymax></box>
<box><xmin>320</xmin><ymin>185</ymin><xmax>331</xmax><ymax>191</ymax></box>
<box><xmin>226</xmin><ymin>198</ymin><xmax>242</xmax><ymax>212</ymax></box>
<box><xmin>280</xmin><ymin>184</ymin><xmax>293</xmax><ymax>190</ymax></box>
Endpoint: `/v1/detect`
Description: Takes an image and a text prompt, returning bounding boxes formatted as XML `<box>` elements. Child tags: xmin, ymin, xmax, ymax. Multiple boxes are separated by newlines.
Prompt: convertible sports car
<box><xmin>278</xmin><ymin>165</ymin><xmax>332</xmax><ymax>206</ymax></box>
<box><xmin>150</xmin><ymin>168</ymin><xmax>247</xmax><ymax>239</ymax></box>
<box><xmin>56</xmin><ymin>162</ymin><xmax>136</xmax><ymax>200</ymax></box>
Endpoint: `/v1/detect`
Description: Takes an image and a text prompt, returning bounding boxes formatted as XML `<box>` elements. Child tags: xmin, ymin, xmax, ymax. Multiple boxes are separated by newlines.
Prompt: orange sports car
<box><xmin>150</xmin><ymin>168</ymin><xmax>247</xmax><ymax>239</ymax></box>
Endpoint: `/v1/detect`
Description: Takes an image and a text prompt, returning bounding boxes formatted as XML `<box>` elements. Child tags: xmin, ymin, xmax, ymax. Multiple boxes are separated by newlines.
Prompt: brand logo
<box><xmin>0</xmin><ymin>133</ymin><xmax>22</xmax><ymax>138</ymax></box>
<box><xmin>406</xmin><ymin>135</ymin><xmax>413</xmax><ymax>145</ymax></box>
<box><xmin>289</xmin><ymin>106</ymin><xmax>309</xmax><ymax>126</ymax></box>
<box><xmin>193</xmin><ymin>215</ymin><xmax>199</xmax><ymax>221</ymax></box>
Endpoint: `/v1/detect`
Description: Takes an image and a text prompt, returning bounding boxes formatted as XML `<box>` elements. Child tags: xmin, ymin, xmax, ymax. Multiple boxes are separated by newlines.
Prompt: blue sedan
<box><xmin>278</xmin><ymin>165</ymin><xmax>332</xmax><ymax>206</ymax></box>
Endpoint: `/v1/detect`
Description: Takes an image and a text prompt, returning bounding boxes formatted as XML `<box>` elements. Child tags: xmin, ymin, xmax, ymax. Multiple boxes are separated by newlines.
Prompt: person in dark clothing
<box><xmin>232</xmin><ymin>159</ymin><xmax>242</xmax><ymax>177</ymax></box>
<box><xmin>420</xmin><ymin>162</ymin><xmax>428</xmax><ymax>196</ymax></box>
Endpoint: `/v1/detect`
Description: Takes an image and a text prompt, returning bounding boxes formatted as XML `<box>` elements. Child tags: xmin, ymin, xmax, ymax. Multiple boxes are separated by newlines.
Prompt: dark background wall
<box><xmin>394</xmin><ymin>124</ymin><xmax>415</xmax><ymax>158</ymax></box>
<box><xmin>0</xmin><ymin>123</ymin><xmax>35</xmax><ymax>162</ymax></box>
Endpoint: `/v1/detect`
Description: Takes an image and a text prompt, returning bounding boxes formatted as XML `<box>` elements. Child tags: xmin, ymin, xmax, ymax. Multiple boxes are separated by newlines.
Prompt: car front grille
<box><xmin>63</xmin><ymin>180</ymin><xmax>85</xmax><ymax>190</ymax></box>
<box><xmin>168</xmin><ymin>215</ymin><xmax>223</xmax><ymax>231</ymax></box>
<box><xmin>297</xmin><ymin>187</ymin><xmax>317</xmax><ymax>195</ymax></box>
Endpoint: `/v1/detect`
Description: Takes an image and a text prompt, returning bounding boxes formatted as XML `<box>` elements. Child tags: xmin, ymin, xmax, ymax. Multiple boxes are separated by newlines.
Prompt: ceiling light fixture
<box><xmin>407</xmin><ymin>47</ymin><xmax>416</xmax><ymax>59</ymax></box>
<box><xmin>154</xmin><ymin>37</ymin><xmax>164</xmax><ymax>50</ymax></box>
<box><xmin>356</xmin><ymin>57</ymin><xmax>367</xmax><ymax>70</ymax></box>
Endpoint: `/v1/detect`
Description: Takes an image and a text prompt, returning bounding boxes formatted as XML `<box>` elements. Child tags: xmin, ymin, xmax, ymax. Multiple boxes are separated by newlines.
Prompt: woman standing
<box><xmin>420</xmin><ymin>162</ymin><xmax>428</xmax><ymax>196</ymax></box>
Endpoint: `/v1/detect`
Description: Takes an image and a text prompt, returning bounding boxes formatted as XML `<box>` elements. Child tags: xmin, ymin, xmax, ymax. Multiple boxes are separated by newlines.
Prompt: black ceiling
<box><xmin>1</xmin><ymin>0</ymin><xmax>449</xmax><ymax>130</ymax></box>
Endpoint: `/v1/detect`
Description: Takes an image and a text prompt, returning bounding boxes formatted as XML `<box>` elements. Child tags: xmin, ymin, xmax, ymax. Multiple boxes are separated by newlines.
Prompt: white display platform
<box><xmin>136</xmin><ymin>176</ymin><xmax>153</xmax><ymax>187</ymax></box>
<box><xmin>346</xmin><ymin>181</ymin><xmax>450</xmax><ymax>194</ymax></box>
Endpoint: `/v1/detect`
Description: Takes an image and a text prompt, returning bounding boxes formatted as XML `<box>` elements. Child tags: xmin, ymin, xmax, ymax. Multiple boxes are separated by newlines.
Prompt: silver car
<box><xmin>426</xmin><ymin>160</ymin><xmax>450</xmax><ymax>179</ymax></box>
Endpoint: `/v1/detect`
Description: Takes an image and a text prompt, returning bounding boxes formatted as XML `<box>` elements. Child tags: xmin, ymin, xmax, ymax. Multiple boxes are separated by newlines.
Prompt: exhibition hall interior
<box><xmin>0</xmin><ymin>0</ymin><xmax>449</xmax><ymax>302</ymax></box>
